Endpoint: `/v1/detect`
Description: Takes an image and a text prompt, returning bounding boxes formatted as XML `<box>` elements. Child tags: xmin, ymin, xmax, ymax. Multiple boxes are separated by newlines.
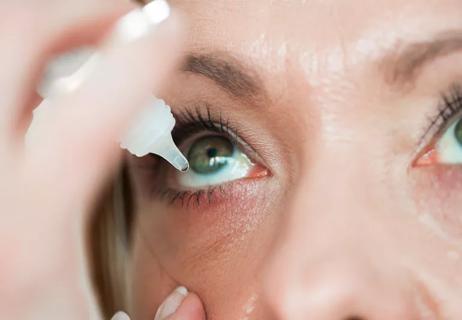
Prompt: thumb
<box><xmin>155</xmin><ymin>287</ymin><xmax>206</xmax><ymax>320</ymax></box>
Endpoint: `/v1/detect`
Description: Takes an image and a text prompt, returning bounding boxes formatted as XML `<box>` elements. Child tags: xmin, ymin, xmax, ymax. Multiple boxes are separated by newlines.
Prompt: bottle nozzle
<box><xmin>158</xmin><ymin>145</ymin><xmax>189</xmax><ymax>172</ymax></box>
<box><xmin>120</xmin><ymin>126</ymin><xmax>189</xmax><ymax>172</ymax></box>
<box><xmin>148</xmin><ymin>132</ymin><xmax>189</xmax><ymax>172</ymax></box>
<box><xmin>121</xmin><ymin>130</ymin><xmax>189</xmax><ymax>172</ymax></box>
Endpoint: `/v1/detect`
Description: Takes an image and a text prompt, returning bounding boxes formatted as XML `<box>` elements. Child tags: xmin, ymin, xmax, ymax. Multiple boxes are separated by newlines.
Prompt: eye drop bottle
<box><xmin>32</xmin><ymin>0</ymin><xmax>189</xmax><ymax>172</ymax></box>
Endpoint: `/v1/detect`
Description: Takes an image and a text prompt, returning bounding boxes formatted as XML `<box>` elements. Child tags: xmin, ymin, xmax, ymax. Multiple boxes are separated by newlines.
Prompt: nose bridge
<box><xmin>262</xmin><ymin>149</ymin><xmax>418</xmax><ymax>319</ymax></box>
<box><xmin>292</xmin><ymin>147</ymin><xmax>378</xmax><ymax>246</ymax></box>
<box><xmin>287</xmin><ymin>148</ymin><xmax>385</xmax><ymax>273</ymax></box>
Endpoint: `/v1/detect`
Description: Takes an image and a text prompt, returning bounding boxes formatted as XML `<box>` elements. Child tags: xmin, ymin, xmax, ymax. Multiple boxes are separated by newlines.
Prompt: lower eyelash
<box><xmin>154</xmin><ymin>185</ymin><xmax>226</xmax><ymax>208</ymax></box>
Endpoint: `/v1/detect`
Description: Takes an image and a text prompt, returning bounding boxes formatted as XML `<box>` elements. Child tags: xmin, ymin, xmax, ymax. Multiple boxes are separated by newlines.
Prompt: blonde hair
<box><xmin>87</xmin><ymin>166</ymin><xmax>133</xmax><ymax>318</ymax></box>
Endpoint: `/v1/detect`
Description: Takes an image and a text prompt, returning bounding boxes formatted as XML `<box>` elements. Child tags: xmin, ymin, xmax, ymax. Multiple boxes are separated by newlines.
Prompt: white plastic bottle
<box><xmin>31</xmin><ymin>0</ymin><xmax>189</xmax><ymax>172</ymax></box>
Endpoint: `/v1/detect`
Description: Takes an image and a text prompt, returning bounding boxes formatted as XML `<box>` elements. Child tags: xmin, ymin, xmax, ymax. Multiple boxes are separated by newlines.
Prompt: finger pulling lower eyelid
<box><xmin>111</xmin><ymin>311</ymin><xmax>131</xmax><ymax>320</ymax></box>
<box><xmin>109</xmin><ymin>288</ymin><xmax>190</xmax><ymax>320</ymax></box>
<box><xmin>154</xmin><ymin>286</ymin><xmax>189</xmax><ymax>320</ymax></box>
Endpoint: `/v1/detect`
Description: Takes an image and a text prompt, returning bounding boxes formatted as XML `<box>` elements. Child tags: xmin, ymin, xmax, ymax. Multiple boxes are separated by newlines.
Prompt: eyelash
<box><xmin>172</xmin><ymin>104</ymin><xmax>242</xmax><ymax>146</ymax></box>
<box><xmin>155</xmin><ymin>185</ymin><xmax>227</xmax><ymax>208</ymax></box>
<box><xmin>145</xmin><ymin>104</ymin><xmax>256</xmax><ymax>208</ymax></box>
<box><xmin>419</xmin><ymin>84</ymin><xmax>462</xmax><ymax>148</ymax></box>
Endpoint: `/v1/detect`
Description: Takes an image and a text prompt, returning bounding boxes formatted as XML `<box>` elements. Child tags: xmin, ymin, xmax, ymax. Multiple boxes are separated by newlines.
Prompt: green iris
<box><xmin>187</xmin><ymin>136</ymin><xmax>234</xmax><ymax>174</ymax></box>
<box><xmin>456</xmin><ymin>119</ymin><xmax>462</xmax><ymax>146</ymax></box>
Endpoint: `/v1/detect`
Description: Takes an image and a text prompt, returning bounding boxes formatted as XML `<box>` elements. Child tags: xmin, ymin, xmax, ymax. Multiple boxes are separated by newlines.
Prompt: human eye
<box><xmin>414</xmin><ymin>85</ymin><xmax>462</xmax><ymax>167</ymax></box>
<box><xmin>178</xmin><ymin>134</ymin><xmax>258</xmax><ymax>188</ymax></box>
<box><xmin>134</xmin><ymin>105</ymin><xmax>269</xmax><ymax>207</ymax></box>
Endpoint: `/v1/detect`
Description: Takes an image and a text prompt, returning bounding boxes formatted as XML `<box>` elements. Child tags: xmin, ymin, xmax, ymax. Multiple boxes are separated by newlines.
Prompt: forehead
<box><xmin>172</xmin><ymin>0</ymin><xmax>462</xmax><ymax>73</ymax></box>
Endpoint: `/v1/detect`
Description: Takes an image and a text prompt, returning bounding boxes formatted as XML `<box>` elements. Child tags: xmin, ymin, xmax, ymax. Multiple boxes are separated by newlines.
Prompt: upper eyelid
<box><xmin>417</xmin><ymin>84</ymin><xmax>462</xmax><ymax>150</ymax></box>
<box><xmin>172</xmin><ymin>107</ymin><xmax>236</xmax><ymax>144</ymax></box>
<box><xmin>171</xmin><ymin>105</ymin><xmax>264</xmax><ymax>165</ymax></box>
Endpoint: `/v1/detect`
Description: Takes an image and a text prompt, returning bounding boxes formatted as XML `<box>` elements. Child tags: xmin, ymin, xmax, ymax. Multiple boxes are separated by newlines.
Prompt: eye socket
<box><xmin>415</xmin><ymin>117</ymin><xmax>462</xmax><ymax>166</ymax></box>
<box><xmin>176</xmin><ymin>134</ymin><xmax>267</xmax><ymax>188</ymax></box>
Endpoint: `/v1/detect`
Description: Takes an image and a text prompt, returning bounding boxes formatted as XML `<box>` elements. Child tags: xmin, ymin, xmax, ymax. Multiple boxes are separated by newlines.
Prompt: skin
<box><xmin>127</xmin><ymin>0</ymin><xmax>462</xmax><ymax>319</ymax></box>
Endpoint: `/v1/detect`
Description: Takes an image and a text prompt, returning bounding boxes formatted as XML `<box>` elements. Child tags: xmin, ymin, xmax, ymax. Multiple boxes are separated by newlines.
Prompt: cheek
<box><xmin>130</xmin><ymin>179</ymin><xmax>284</xmax><ymax>319</ymax></box>
<box><xmin>130</xmin><ymin>237</ymin><xmax>180</xmax><ymax>320</ymax></box>
<box><xmin>411</xmin><ymin>166</ymin><xmax>462</xmax><ymax>240</ymax></box>
<box><xmin>136</xmin><ymin>180</ymin><xmax>274</xmax><ymax>265</ymax></box>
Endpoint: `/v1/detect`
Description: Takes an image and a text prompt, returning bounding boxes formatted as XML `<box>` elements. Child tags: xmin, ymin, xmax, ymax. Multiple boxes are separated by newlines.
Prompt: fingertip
<box><xmin>167</xmin><ymin>292</ymin><xmax>206</xmax><ymax>320</ymax></box>
<box><xmin>111</xmin><ymin>311</ymin><xmax>131</xmax><ymax>320</ymax></box>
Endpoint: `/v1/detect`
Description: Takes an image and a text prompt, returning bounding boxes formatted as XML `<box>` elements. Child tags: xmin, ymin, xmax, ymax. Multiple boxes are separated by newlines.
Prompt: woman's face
<box><xmin>127</xmin><ymin>0</ymin><xmax>462</xmax><ymax>318</ymax></box>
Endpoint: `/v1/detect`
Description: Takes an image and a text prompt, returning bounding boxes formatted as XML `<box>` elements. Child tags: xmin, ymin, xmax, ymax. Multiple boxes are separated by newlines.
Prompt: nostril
<box><xmin>344</xmin><ymin>317</ymin><xmax>365</xmax><ymax>320</ymax></box>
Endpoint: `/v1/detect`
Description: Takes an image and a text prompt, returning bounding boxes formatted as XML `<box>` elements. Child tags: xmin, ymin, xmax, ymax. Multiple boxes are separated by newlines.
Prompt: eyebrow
<box><xmin>181</xmin><ymin>32</ymin><xmax>462</xmax><ymax>96</ymax></box>
<box><xmin>181</xmin><ymin>52</ymin><xmax>266</xmax><ymax>101</ymax></box>
<box><xmin>385</xmin><ymin>30</ymin><xmax>462</xmax><ymax>86</ymax></box>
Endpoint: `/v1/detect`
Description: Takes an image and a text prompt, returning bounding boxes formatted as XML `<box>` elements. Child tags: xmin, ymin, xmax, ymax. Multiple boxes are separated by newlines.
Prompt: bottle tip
<box><xmin>171</xmin><ymin>153</ymin><xmax>189</xmax><ymax>172</ymax></box>
<box><xmin>156</xmin><ymin>141</ymin><xmax>190</xmax><ymax>172</ymax></box>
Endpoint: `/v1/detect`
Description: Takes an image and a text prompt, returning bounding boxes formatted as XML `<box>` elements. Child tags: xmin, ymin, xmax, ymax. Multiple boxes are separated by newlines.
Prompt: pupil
<box><xmin>207</xmin><ymin>147</ymin><xmax>218</xmax><ymax>158</ymax></box>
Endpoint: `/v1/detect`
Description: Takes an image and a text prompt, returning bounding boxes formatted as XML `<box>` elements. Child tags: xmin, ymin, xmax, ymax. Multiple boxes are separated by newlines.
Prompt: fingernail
<box><xmin>111</xmin><ymin>0</ymin><xmax>171</xmax><ymax>44</ymax></box>
<box><xmin>154</xmin><ymin>286</ymin><xmax>189</xmax><ymax>320</ymax></box>
<box><xmin>111</xmin><ymin>311</ymin><xmax>131</xmax><ymax>320</ymax></box>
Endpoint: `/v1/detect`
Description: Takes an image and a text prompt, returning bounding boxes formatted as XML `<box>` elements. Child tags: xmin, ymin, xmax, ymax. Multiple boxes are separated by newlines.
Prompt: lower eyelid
<box><xmin>158</xmin><ymin>175</ymin><xmax>269</xmax><ymax>210</ymax></box>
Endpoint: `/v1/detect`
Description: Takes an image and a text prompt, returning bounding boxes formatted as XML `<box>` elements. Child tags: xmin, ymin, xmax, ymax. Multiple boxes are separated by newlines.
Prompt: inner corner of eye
<box><xmin>414</xmin><ymin>115</ymin><xmax>462</xmax><ymax>167</ymax></box>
